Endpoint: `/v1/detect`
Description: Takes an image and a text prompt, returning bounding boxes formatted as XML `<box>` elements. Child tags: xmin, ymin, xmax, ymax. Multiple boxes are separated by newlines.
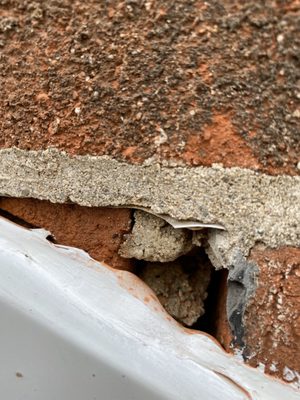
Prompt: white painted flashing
<box><xmin>0</xmin><ymin>217</ymin><xmax>299</xmax><ymax>399</ymax></box>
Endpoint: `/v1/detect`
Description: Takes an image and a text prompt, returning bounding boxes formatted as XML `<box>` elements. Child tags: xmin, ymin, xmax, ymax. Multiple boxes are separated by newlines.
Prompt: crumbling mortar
<box><xmin>0</xmin><ymin>148</ymin><xmax>299</xmax><ymax>270</ymax></box>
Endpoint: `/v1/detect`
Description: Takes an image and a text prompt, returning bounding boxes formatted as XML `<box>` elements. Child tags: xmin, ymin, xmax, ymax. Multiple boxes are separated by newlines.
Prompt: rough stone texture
<box><xmin>119</xmin><ymin>210</ymin><xmax>194</xmax><ymax>262</ymax></box>
<box><xmin>243</xmin><ymin>246</ymin><xmax>300</xmax><ymax>387</ymax></box>
<box><xmin>139</xmin><ymin>257</ymin><xmax>211</xmax><ymax>326</ymax></box>
<box><xmin>0</xmin><ymin>0</ymin><xmax>299</xmax><ymax>175</ymax></box>
<box><xmin>0</xmin><ymin>149</ymin><xmax>299</xmax><ymax>269</ymax></box>
<box><xmin>0</xmin><ymin>197</ymin><xmax>134</xmax><ymax>271</ymax></box>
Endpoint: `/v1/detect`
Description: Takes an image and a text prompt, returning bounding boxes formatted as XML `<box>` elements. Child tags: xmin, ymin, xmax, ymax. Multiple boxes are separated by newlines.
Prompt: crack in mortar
<box><xmin>0</xmin><ymin>148</ymin><xmax>299</xmax><ymax>268</ymax></box>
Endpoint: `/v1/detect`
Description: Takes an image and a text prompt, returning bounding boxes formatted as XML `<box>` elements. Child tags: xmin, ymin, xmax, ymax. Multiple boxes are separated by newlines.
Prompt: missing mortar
<box><xmin>135</xmin><ymin>249</ymin><xmax>230</xmax><ymax>343</ymax></box>
<box><xmin>120</xmin><ymin>208</ymin><xmax>233</xmax><ymax>344</ymax></box>
<box><xmin>0</xmin><ymin>199</ymin><xmax>233</xmax><ymax>347</ymax></box>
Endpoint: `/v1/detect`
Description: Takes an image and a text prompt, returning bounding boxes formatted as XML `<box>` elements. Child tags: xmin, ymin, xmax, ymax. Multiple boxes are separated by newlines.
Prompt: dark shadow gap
<box><xmin>192</xmin><ymin>267</ymin><xmax>228</xmax><ymax>339</ymax></box>
<box><xmin>0</xmin><ymin>208</ymin><xmax>36</xmax><ymax>229</ymax></box>
<box><xmin>135</xmin><ymin>247</ymin><xmax>230</xmax><ymax>347</ymax></box>
<box><xmin>0</xmin><ymin>207</ymin><xmax>57</xmax><ymax>243</ymax></box>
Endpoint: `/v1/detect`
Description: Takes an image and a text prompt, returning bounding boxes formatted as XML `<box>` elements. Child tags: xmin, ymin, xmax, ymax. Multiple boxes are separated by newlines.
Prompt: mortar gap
<box><xmin>0</xmin><ymin>205</ymin><xmax>57</xmax><ymax>243</ymax></box>
<box><xmin>135</xmin><ymin>247</ymin><xmax>230</xmax><ymax>346</ymax></box>
<box><xmin>192</xmin><ymin>267</ymin><xmax>229</xmax><ymax>339</ymax></box>
<box><xmin>0</xmin><ymin>208</ymin><xmax>37</xmax><ymax>229</ymax></box>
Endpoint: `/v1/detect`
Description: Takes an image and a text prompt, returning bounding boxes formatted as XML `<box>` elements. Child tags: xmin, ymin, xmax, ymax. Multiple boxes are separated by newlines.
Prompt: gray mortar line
<box><xmin>0</xmin><ymin>148</ymin><xmax>299</xmax><ymax>267</ymax></box>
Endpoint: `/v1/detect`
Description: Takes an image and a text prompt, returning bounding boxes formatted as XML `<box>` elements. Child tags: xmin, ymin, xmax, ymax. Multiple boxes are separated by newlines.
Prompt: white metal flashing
<box><xmin>0</xmin><ymin>216</ymin><xmax>299</xmax><ymax>399</ymax></box>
